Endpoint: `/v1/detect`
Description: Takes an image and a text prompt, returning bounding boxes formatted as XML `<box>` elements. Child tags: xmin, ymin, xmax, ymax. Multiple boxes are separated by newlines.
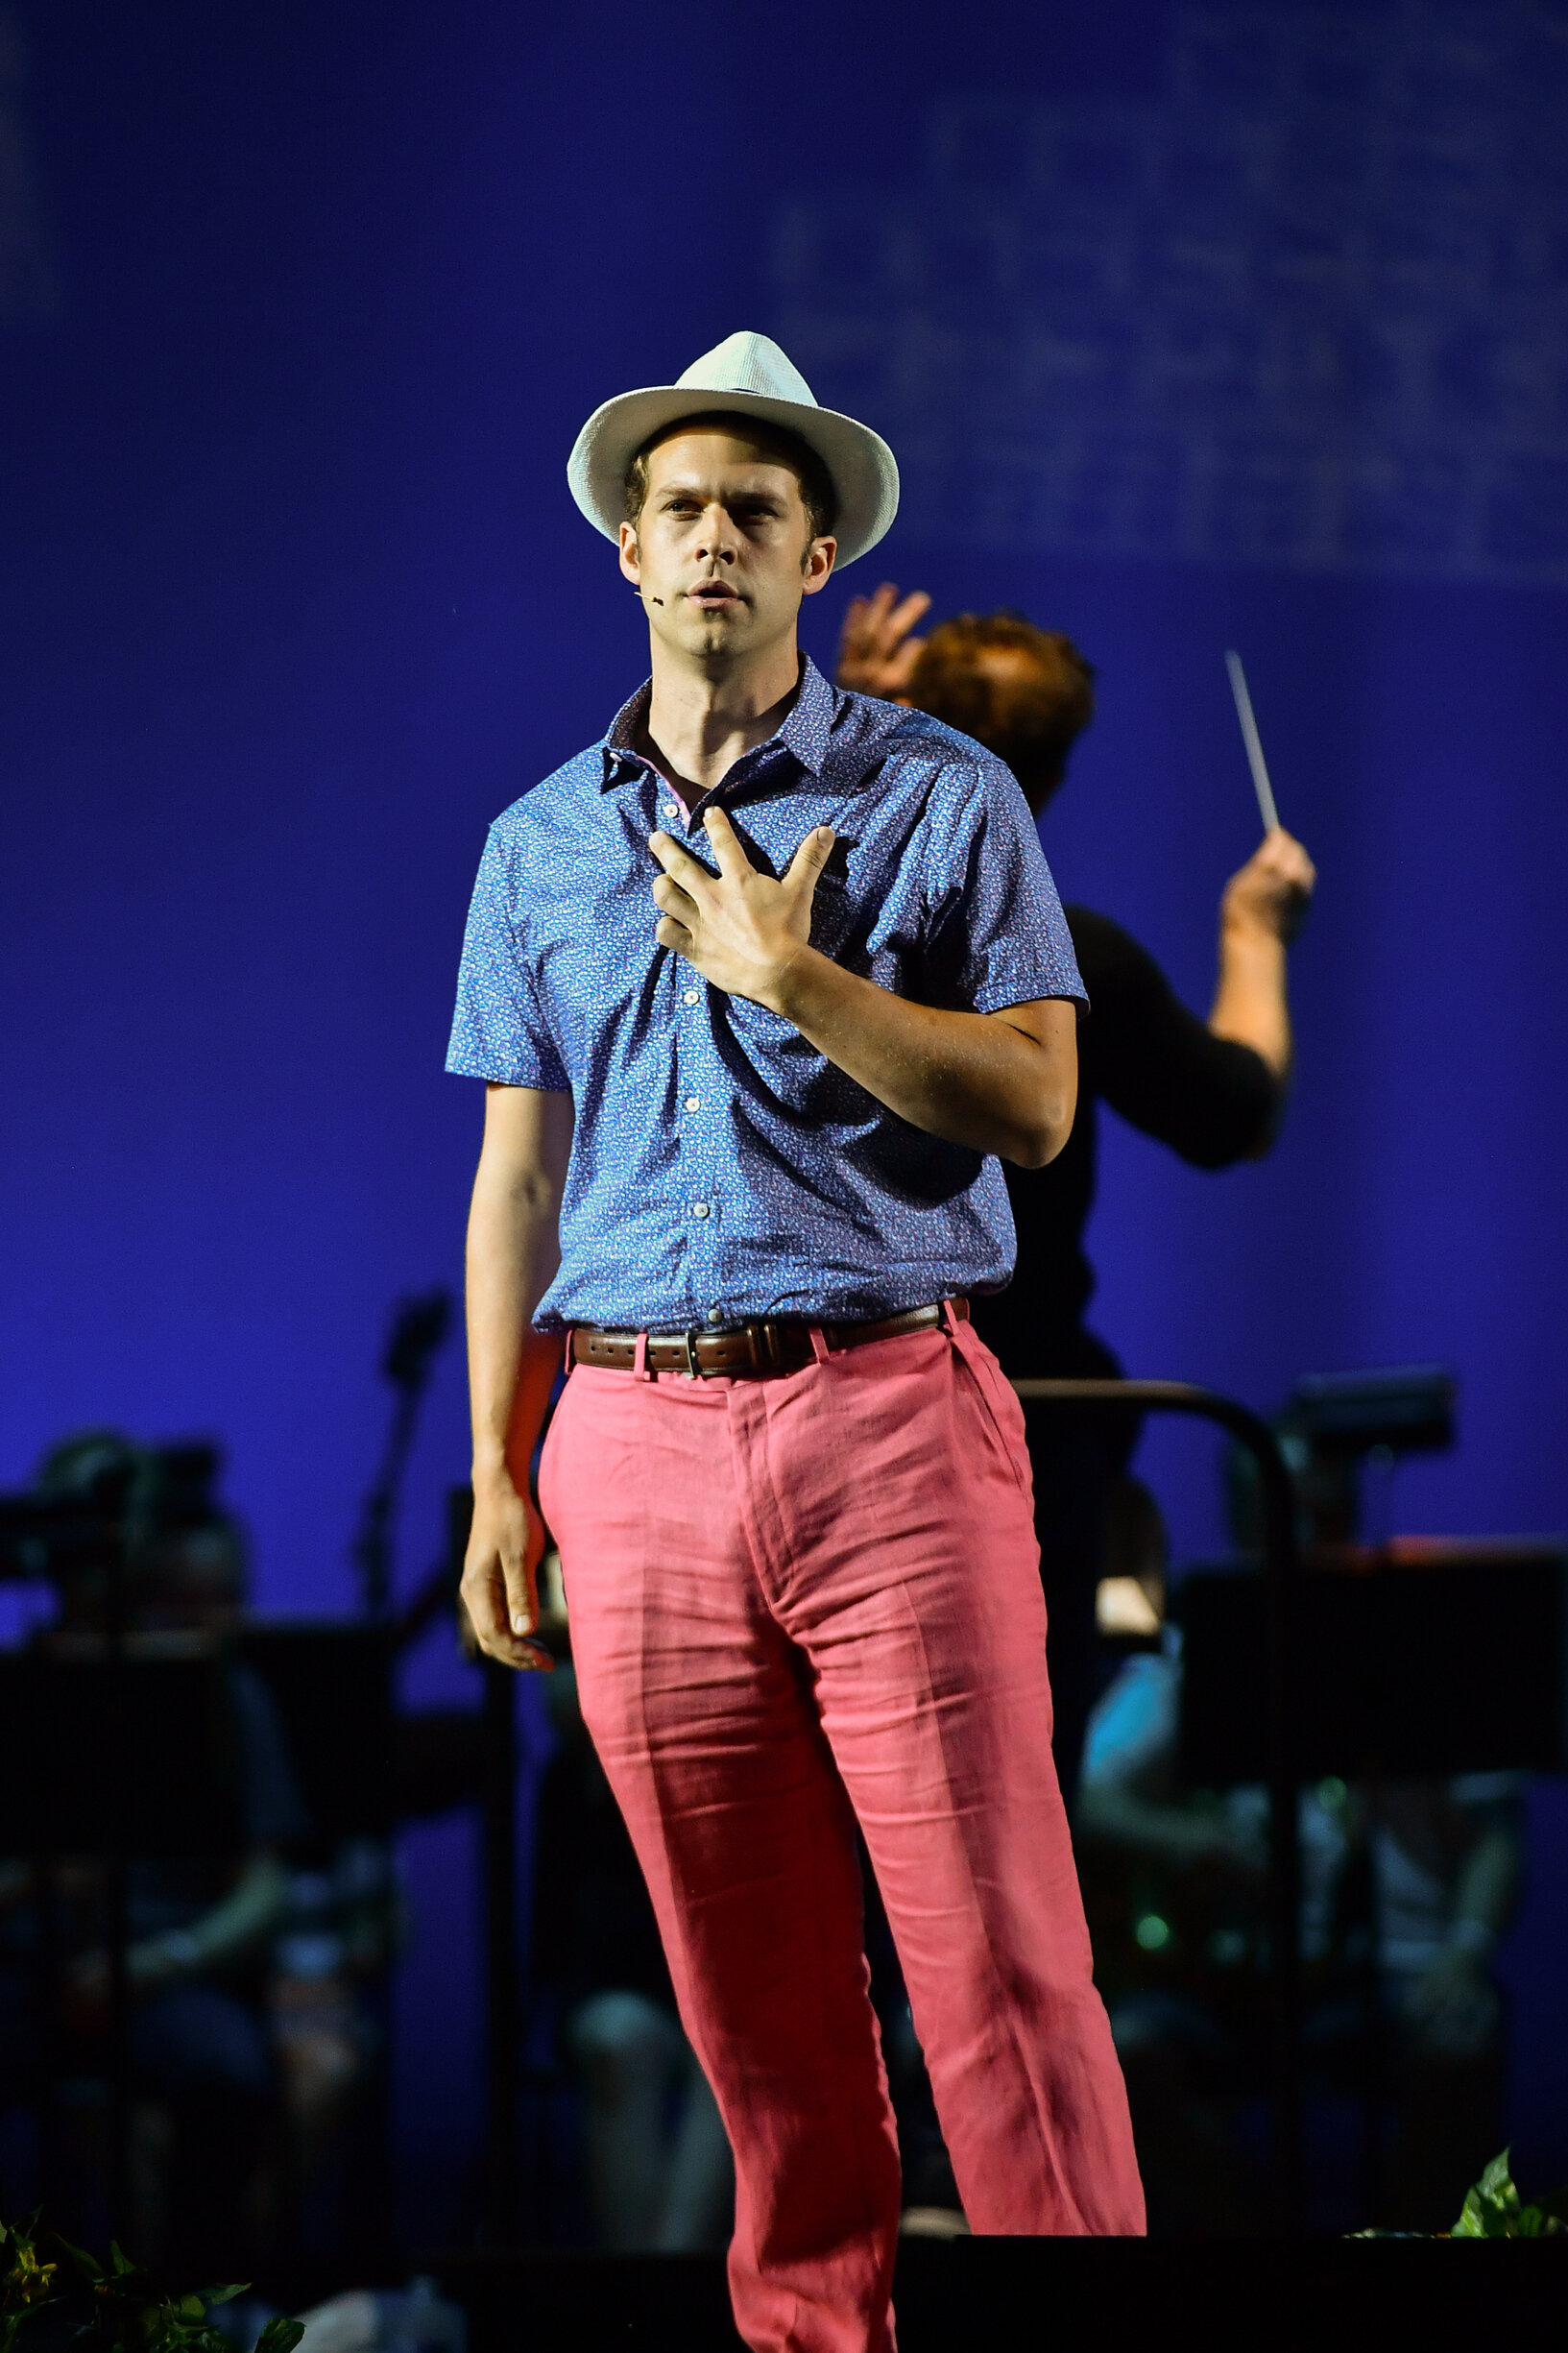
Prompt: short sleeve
<box><xmin>446</xmin><ymin>823</ymin><xmax>570</xmax><ymax>1089</ymax></box>
<box><xmin>932</xmin><ymin>757</ymin><xmax>1087</xmax><ymax>1015</ymax></box>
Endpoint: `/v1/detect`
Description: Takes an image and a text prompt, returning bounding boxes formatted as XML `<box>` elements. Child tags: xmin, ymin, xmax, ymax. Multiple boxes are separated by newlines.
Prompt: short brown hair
<box><xmin>908</xmin><ymin>612</ymin><xmax>1096</xmax><ymax>807</ymax></box>
<box><xmin>622</xmin><ymin>410</ymin><xmax>838</xmax><ymax>549</ymax></box>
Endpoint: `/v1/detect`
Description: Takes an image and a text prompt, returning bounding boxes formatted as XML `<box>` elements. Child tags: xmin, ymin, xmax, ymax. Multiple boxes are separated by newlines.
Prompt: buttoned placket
<box><xmin>610</xmin><ymin>713</ymin><xmax>831</xmax><ymax>1337</ymax></box>
<box><xmin>674</xmin><ymin>920</ymin><xmax>719</xmax><ymax>1314</ymax></box>
<box><xmin>639</xmin><ymin>764</ymin><xmax>724</xmax><ymax>1326</ymax></box>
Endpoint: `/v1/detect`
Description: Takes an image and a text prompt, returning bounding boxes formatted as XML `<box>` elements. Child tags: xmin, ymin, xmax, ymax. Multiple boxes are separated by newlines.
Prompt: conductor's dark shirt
<box><xmin>970</xmin><ymin>906</ymin><xmax>1281</xmax><ymax>1379</ymax></box>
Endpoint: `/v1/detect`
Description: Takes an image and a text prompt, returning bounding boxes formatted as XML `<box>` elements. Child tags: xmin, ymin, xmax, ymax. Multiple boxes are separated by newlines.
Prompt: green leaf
<box><xmin>48</xmin><ymin>2233</ymin><xmax>103</xmax><ymax>2282</ymax></box>
<box><xmin>195</xmin><ymin>2288</ymin><xmax>248</xmax><ymax>2311</ymax></box>
<box><xmin>1454</xmin><ymin>2147</ymin><xmax>1526</xmax><ymax>2236</ymax></box>
<box><xmin>255</xmin><ymin>2318</ymin><xmax>306</xmax><ymax>2353</ymax></box>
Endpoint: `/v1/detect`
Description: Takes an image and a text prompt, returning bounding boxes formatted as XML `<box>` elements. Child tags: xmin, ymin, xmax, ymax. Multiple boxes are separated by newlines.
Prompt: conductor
<box><xmin>836</xmin><ymin>591</ymin><xmax>1316</xmax><ymax>1802</ymax></box>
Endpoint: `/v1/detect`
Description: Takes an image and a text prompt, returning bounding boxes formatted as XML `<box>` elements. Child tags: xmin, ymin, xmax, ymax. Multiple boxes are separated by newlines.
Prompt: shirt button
<box><xmin>685</xmin><ymin>1096</ymin><xmax>702</xmax><ymax>1113</ymax></box>
<box><xmin>706</xmin><ymin>1307</ymin><xmax>723</xmax><ymax>1324</ymax></box>
<box><xmin>691</xmin><ymin>1201</ymin><xmax>711</xmax><ymax>1219</ymax></box>
<box><xmin>662</xmin><ymin>802</ymin><xmax>680</xmax><ymax>822</ymax></box>
<box><xmin>682</xmin><ymin>987</ymin><xmax>701</xmax><ymax>1005</ymax></box>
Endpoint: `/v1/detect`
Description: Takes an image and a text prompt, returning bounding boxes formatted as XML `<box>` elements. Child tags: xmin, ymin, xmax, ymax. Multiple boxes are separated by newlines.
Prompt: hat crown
<box><xmin>675</xmin><ymin>331</ymin><xmax>818</xmax><ymax>411</ymax></box>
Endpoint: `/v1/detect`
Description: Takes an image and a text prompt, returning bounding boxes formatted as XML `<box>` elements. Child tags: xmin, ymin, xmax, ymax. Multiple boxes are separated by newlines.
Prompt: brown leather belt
<box><xmin>569</xmin><ymin>1298</ymin><xmax>968</xmax><ymax>1380</ymax></box>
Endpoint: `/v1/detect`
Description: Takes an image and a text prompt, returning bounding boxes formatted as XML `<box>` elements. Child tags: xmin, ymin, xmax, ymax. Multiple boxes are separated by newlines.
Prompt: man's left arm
<box><xmin>650</xmin><ymin>806</ymin><xmax>1076</xmax><ymax>1169</ymax></box>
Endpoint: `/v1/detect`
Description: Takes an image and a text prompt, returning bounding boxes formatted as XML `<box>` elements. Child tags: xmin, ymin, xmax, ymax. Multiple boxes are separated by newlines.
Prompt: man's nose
<box><xmin>693</xmin><ymin>503</ymin><xmax>738</xmax><ymax>562</ymax></box>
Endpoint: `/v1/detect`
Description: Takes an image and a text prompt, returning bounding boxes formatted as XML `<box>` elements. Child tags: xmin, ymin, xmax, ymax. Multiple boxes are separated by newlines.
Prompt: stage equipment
<box><xmin>0</xmin><ymin>1486</ymin><xmax>140</xmax><ymax>2234</ymax></box>
<box><xmin>1287</xmin><ymin>1364</ymin><xmax>1455</xmax><ymax>1458</ymax></box>
<box><xmin>1229</xmin><ymin>1362</ymin><xmax>1457</xmax><ymax>1553</ymax></box>
<box><xmin>350</xmin><ymin>1288</ymin><xmax>452</xmax><ymax>1619</ymax></box>
<box><xmin>1011</xmin><ymin>1378</ymin><xmax>1305</xmax><ymax>2229</ymax></box>
<box><xmin>1178</xmin><ymin>1539</ymin><xmax>1567</xmax><ymax>1787</ymax></box>
<box><xmin>1224</xmin><ymin>648</ymin><xmax>1280</xmax><ymax>833</ymax></box>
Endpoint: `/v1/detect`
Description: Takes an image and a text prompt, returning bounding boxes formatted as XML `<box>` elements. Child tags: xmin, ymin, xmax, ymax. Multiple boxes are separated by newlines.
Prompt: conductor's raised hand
<box><xmin>834</xmin><ymin>581</ymin><xmax>932</xmax><ymax>699</ymax></box>
<box><xmin>461</xmin><ymin>1473</ymin><xmax>553</xmax><ymax>1671</ymax></box>
<box><xmin>1221</xmin><ymin>827</ymin><xmax>1316</xmax><ymax>946</ymax></box>
<box><xmin>649</xmin><ymin>805</ymin><xmax>833</xmax><ymax>1014</ymax></box>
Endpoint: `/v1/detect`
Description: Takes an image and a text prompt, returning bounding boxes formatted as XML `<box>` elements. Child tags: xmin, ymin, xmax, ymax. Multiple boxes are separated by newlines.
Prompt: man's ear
<box><xmin>800</xmin><ymin>537</ymin><xmax>837</xmax><ymax>596</ymax></box>
<box><xmin>617</xmin><ymin>522</ymin><xmax>641</xmax><ymax>586</ymax></box>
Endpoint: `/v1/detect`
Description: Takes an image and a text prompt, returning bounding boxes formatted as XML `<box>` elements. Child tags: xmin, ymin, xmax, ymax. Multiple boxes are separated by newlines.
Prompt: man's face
<box><xmin>618</xmin><ymin>427</ymin><xmax>834</xmax><ymax>668</ymax></box>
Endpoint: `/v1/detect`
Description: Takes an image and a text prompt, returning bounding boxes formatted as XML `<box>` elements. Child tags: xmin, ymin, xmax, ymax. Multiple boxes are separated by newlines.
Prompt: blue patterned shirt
<box><xmin>446</xmin><ymin>657</ymin><xmax>1084</xmax><ymax>1331</ymax></box>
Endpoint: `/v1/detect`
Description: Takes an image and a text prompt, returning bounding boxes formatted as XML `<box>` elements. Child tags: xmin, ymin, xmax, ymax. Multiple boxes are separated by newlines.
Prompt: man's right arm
<box><xmin>461</xmin><ymin>1081</ymin><xmax>574</xmax><ymax>1670</ymax></box>
<box><xmin>1209</xmin><ymin>827</ymin><xmax>1316</xmax><ymax>1085</ymax></box>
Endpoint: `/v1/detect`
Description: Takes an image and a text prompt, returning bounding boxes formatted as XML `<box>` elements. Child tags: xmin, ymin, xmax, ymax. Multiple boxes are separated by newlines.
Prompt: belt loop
<box><xmin>808</xmin><ymin>1325</ymin><xmax>832</xmax><ymax>1365</ymax></box>
<box><xmin>563</xmin><ymin>1327</ymin><xmax>575</xmax><ymax>1380</ymax></box>
<box><xmin>940</xmin><ymin>1298</ymin><xmax>962</xmax><ymax>1338</ymax></box>
<box><xmin>632</xmin><ymin>1330</ymin><xmax>652</xmax><ymax>1381</ymax></box>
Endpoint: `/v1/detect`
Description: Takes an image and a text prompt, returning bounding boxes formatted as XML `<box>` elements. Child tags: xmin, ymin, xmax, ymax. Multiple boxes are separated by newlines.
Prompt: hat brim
<box><xmin>567</xmin><ymin>384</ymin><xmax>899</xmax><ymax>570</ymax></box>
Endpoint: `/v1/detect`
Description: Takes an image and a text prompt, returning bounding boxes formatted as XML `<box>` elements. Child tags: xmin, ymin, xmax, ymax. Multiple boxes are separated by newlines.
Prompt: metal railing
<box><xmin>1012</xmin><ymin>1377</ymin><xmax>1304</xmax><ymax>2228</ymax></box>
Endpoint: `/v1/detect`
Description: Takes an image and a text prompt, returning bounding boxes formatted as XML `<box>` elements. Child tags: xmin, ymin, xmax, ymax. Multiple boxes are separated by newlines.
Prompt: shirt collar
<box><xmin>599</xmin><ymin>655</ymin><xmax>836</xmax><ymax>792</ymax></box>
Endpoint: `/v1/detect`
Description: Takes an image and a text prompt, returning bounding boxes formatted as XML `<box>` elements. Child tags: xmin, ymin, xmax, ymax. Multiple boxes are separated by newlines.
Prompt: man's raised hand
<box><xmin>834</xmin><ymin>582</ymin><xmax>931</xmax><ymax>699</ymax></box>
<box><xmin>649</xmin><ymin>805</ymin><xmax>834</xmax><ymax>1014</ymax></box>
<box><xmin>1220</xmin><ymin>826</ymin><xmax>1316</xmax><ymax>946</ymax></box>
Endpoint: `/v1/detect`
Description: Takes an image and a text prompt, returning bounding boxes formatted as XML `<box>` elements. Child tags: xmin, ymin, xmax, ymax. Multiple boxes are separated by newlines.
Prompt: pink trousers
<box><xmin>539</xmin><ymin>1315</ymin><xmax>1144</xmax><ymax>2352</ymax></box>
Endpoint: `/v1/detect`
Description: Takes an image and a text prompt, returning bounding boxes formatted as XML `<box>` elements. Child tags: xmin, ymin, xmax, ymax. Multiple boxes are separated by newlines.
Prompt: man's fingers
<box><xmin>461</xmin><ymin>1554</ymin><xmax>553</xmax><ymax>1674</ymax></box>
<box><xmin>648</xmin><ymin>830</ymin><xmax>712</xmax><ymax>891</ymax></box>
<box><xmin>886</xmin><ymin>589</ymin><xmax>931</xmax><ymax>643</ymax></box>
<box><xmin>701</xmin><ymin>804</ymin><xmax>755</xmax><ymax>879</ymax></box>
<box><xmin>651</xmin><ymin>872</ymin><xmax>699</xmax><ymax>922</ymax></box>
<box><xmin>460</xmin><ymin>1552</ymin><xmax>507</xmax><ymax>1643</ymax></box>
<box><xmin>463</xmin><ymin>1513</ymin><xmax>530</xmax><ymax>1645</ymax></box>
<box><xmin>500</xmin><ymin>1540</ymin><xmax>536</xmax><ymax>1638</ymax></box>
<box><xmin>1262</xmin><ymin>830</ymin><xmax>1316</xmax><ymax>891</ymax></box>
<box><xmin>500</xmin><ymin>1542</ymin><xmax>554</xmax><ymax>1672</ymax></box>
<box><xmin>784</xmin><ymin>825</ymin><xmax>835</xmax><ymax>890</ymax></box>
<box><xmin>839</xmin><ymin>594</ymin><xmax>872</xmax><ymax>645</ymax></box>
<box><xmin>655</xmin><ymin>914</ymin><xmax>693</xmax><ymax>953</ymax></box>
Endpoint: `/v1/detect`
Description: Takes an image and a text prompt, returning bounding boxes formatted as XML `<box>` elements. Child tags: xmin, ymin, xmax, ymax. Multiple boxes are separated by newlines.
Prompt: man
<box><xmin>0</xmin><ymin>1433</ymin><xmax>299</xmax><ymax>2276</ymax></box>
<box><xmin>837</xmin><ymin>594</ymin><xmax>1316</xmax><ymax>1804</ymax></box>
<box><xmin>447</xmin><ymin>333</ymin><xmax>1144</xmax><ymax>2351</ymax></box>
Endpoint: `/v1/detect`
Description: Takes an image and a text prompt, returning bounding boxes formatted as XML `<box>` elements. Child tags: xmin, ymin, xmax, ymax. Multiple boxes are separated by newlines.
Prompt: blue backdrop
<box><xmin>3</xmin><ymin>0</ymin><xmax>1565</xmax><ymax>2217</ymax></box>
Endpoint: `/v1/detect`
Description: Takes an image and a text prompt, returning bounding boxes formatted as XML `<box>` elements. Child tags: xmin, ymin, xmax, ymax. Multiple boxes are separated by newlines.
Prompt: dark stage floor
<box><xmin>430</xmin><ymin>2236</ymin><xmax>1568</xmax><ymax>2353</ymax></box>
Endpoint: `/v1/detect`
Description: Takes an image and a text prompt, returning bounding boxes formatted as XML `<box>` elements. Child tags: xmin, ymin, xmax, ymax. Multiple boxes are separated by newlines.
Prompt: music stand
<box><xmin>1178</xmin><ymin>1541</ymin><xmax>1568</xmax><ymax>1786</ymax></box>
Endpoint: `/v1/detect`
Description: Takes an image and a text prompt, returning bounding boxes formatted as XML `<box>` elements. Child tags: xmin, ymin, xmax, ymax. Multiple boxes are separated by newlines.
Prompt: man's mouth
<box><xmin>687</xmin><ymin>580</ymin><xmax>742</xmax><ymax>610</ymax></box>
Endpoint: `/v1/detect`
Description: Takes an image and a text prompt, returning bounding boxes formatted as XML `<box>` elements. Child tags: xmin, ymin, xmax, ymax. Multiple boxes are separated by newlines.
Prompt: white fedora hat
<box><xmin>567</xmin><ymin>330</ymin><xmax>899</xmax><ymax>569</ymax></box>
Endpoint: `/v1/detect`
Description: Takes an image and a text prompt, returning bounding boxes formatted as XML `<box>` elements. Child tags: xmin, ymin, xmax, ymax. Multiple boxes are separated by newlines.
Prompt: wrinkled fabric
<box><xmin>540</xmin><ymin>1321</ymin><xmax>1145</xmax><ymax>2353</ymax></box>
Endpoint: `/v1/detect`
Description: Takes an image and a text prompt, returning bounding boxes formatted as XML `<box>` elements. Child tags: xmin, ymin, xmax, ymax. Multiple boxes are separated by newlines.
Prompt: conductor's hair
<box><xmin>907</xmin><ymin>612</ymin><xmax>1096</xmax><ymax>810</ymax></box>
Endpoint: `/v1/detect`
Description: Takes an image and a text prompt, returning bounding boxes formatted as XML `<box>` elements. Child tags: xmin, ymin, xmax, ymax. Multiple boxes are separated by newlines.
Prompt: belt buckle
<box><xmin>681</xmin><ymin>1327</ymin><xmax>704</xmax><ymax>1378</ymax></box>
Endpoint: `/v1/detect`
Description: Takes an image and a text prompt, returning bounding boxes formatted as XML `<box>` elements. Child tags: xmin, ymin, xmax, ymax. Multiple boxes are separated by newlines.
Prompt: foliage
<box><xmin>1</xmin><ymin>2220</ymin><xmax>57</xmax><ymax>2353</ymax></box>
<box><xmin>0</xmin><ymin>2218</ymin><xmax>304</xmax><ymax>2353</ymax></box>
<box><xmin>1451</xmin><ymin>2148</ymin><xmax>1568</xmax><ymax>2240</ymax></box>
<box><xmin>1350</xmin><ymin>2147</ymin><xmax>1568</xmax><ymax>2238</ymax></box>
